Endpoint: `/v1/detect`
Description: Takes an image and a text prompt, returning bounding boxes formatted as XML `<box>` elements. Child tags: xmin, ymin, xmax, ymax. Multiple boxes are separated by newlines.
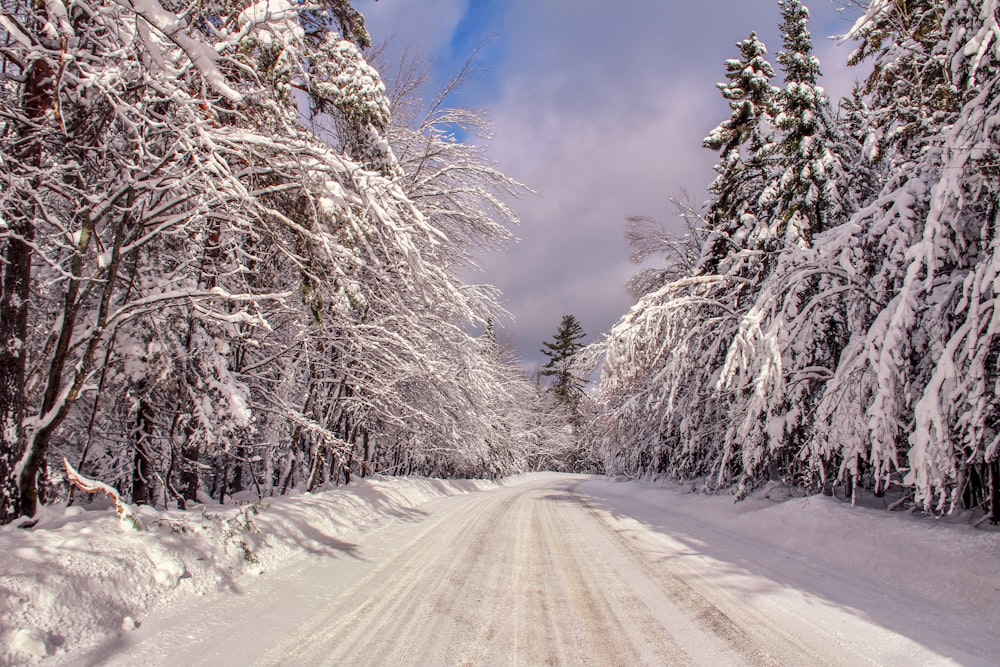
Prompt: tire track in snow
<box><xmin>260</xmin><ymin>479</ymin><xmax>693</xmax><ymax>665</ymax></box>
<box><xmin>94</xmin><ymin>474</ymin><xmax>970</xmax><ymax>666</ymax></box>
<box><xmin>571</xmin><ymin>487</ymin><xmax>852</xmax><ymax>666</ymax></box>
<box><xmin>261</xmin><ymin>489</ymin><xmax>519</xmax><ymax>665</ymax></box>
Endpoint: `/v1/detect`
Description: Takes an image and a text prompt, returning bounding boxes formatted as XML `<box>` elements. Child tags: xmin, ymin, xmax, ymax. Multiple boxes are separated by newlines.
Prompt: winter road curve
<box><xmin>91</xmin><ymin>474</ymin><xmax>972</xmax><ymax>666</ymax></box>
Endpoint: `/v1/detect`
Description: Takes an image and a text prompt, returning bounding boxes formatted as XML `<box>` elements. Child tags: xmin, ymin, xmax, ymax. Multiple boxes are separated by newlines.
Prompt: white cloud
<box><xmin>356</xmin><ymin>0</ymin><xmax>468</xmax><ymax>55</ymax></box>
<box><xmin>358</xmin><ymin>0</ymin><xmax>868</xmax><ymax>364</ymax></box>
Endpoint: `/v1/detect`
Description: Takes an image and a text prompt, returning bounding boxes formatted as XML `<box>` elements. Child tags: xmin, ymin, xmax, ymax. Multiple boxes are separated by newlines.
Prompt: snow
<box><xmin>10</xmin><ymin>628</ymin><xmax>49</xmax><ymax>661</ymax></box>
<box><xmin>235</xmin><ymin>0</ymin><xmax>304</xmax><ymax>48</ymax></box>
<box><xmin>579</xmin><ymin>477</ymin><xmax>1000</xmax><ymax>664</ymax></box>
<box><xmin>2</xmin><ymin>474</ymin><xmax>999</xmax><ymax>664</ymax></box>
<box><xmin>127</xmin><ymin>0</ymin><xmax>242</xmax><ymax>102</ymax></box>
<box><xmin>0</xmin><ymin>475</ymin><xmax>510</xmax><ymax>664</ymax></box>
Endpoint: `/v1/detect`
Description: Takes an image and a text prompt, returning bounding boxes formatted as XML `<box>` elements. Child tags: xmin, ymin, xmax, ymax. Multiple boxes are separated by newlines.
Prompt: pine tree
<box><xmin>837</xmin><ymin>82</ymin><xmax>884</xmax><ymax>207</ymax></box>
<box><xmin>710</xmin><ymin>1</ymin><xmax>859</xmax><ymax>496</ymax></box>
<box><xmin>593</xmin><ymin>33</ymin><xmax>781</xmax><ymax>485</ymax></box>
<box><xmin>808</xmin><ymin>0</ymin><xmax>962</xmax><ymax>508</ymax></box>
<box><xmin>701</xmin><ymin>32</ymin><xmax>780</xmax><ymax>276</ymax></box>
<box><xmin>765</xmin><ymin>0</ymin><xmax>850</xmax><ymax>245</ymax></box>
<box><xmin>539</xmin><ymin>315</ymin><xmax>587</xmax><ymax>409</ymax></box>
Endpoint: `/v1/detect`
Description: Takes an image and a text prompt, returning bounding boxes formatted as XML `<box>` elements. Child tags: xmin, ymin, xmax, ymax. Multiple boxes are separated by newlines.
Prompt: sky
<box><xmin>356</xmin><ymin>0</ymin><xmax>866</xmax><ymax>367</ymax></box>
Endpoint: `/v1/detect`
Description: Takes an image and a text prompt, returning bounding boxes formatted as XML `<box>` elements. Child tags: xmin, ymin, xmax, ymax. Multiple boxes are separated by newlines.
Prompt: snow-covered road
<box><xmin>83</xmin><ymin>474</ymin><xmax>995</xmax><ymax>666</ymax></box>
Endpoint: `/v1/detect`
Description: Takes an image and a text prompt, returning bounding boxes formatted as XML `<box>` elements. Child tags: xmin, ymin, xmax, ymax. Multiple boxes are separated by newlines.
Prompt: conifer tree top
<box><xmin>777</xmin><ymin>1</ymin><xmax>822</xmax><ymax>87</ymax></box>
<box><xmin>540</xmin><ymin>314</ymin><xmax>587</xmax><ymax>367</ymax></box>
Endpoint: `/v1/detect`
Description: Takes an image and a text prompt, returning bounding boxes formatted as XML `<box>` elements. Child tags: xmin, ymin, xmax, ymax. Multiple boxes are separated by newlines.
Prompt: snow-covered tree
<box><xmin>594</xmin><ymin>33</ymin><xmax>784</xmax><ymax>485</ymax></box>
<box><xmin>597</xmin><ymin>0</ymin><xmax>1000</xmax><ymax>519</ymax></box>
<box><xmin>765</xmin><ymin>0</ymin><xmax>850</xmax><ymax>244</ymax></box>
<box><xmin>0</xmin><ymin>0</ymin><xmax>543</xmax><ymax>522</ymax></box>
<box><xmin>701</xmin><ymin>32</ymin><xmax>781</xmax><ymax>277</ymax></box>
<box><xmin>624</xmin><ymin>196</ymin><xmax>708</xmax><ymax>300</ymax></box>
<box><xmin>711</xmin><ymin>1</ymin><xmax>861</xmax><ymax>497</ymax></box>
<box><xmin>839</xmin><ymin>0</ymin><xmax>1000</xmax><ymax>513</ymax></box>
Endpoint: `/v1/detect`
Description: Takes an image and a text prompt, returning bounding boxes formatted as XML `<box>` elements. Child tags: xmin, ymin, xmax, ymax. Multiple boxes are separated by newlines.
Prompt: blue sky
<box><xmin>358</xmin><ymin>0</ymin><xmax>865</xmax><ymax>367</ymax></box>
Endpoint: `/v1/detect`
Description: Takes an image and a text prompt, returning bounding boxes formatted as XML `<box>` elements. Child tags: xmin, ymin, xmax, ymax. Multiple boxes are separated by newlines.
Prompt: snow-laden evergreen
<box><xmin>598</xmin><ymin>28</ymin><xmax>786</xmax><ymax>488</ymax></box>
<box><xmin>592</xmin><ymin>0</ymin><xmax>1000</xmax><ymax>516</ymax></box>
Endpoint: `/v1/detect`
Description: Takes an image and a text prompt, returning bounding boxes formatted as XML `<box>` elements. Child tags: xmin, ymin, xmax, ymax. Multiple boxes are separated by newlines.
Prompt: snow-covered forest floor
<box><xmin>2</xmin><ymin>473</ymin><xmax>999</xmax><ymax>665</ymax></box>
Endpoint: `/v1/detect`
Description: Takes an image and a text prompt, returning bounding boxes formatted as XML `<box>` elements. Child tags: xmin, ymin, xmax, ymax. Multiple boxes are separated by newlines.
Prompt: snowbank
<box><xmin>0</xmin><ymin>476</ymin><xmax>509</xmax><ymax>664</ymax></box>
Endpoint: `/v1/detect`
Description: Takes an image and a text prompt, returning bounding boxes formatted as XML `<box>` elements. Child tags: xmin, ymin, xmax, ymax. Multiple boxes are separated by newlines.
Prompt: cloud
<box><xmin>477</xmin><ymin>78</ymin><xmax>719</xmax><ymax>362</ymax></box>
<box><xmin>359</xmin><ymin>0</ymin><xmax>867</xmax><ymax>366</ymax></box>
<box><xmin>356</xmin><ymin>0</ymin><xmax>469</xmax><ymax>56</ymax></box>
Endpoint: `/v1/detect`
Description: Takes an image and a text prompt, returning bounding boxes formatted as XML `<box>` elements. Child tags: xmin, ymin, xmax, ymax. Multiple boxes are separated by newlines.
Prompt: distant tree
<box><xmin>539</xmin><ymin>316</ymin><xmax>587</xmax><ymax>410</ymax></box>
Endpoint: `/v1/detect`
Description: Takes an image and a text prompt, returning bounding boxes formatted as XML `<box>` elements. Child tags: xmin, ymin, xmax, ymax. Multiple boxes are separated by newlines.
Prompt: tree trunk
<box><xmin>19</xmin><ymin>203</ymin><xmax>129</xmax><ymax>516</ymax></box>
<box><xmin>180</xmin><ymin>430</ymin><xmax>201</xmax><ymax>503</ymax></box>
<box><xmin>0</xmin><ymin>218</ymin><xmax>33</xmax><ymax>523</ymax></box>
<box><xmin>990</xmin><ymin>458</ymin><xmax>1000</xmax><ymax>525</ymax></box>
<box><xmin>361</xmin><ymin>430</ymin><xmax>371</xmax><ymax>477</ymax></box>
<box><xmin>131</xmin><ymin>395</ymin><xmax>155</xmax><ymax>505</ymax></box>
<box><xmin>231</xmin><ymin>446</ymin><xmax>247</xmax><ymax>495</ymax></box>
<box><xmin>0</xmin><ymin>51</ymin><xmax>55</xmax><ymax>523</ymax></box>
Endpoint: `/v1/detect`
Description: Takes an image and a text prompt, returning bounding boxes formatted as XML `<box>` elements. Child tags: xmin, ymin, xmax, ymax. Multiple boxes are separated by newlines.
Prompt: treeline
<box><xmin>590</xmin><ymin>0</ymin><xmax>1000</xmax><ymax>515</ymax></box>
<box><xmin>0</xmin><ymin>0</ymin><xmax>569</xmax><ymax>523</ymax></box>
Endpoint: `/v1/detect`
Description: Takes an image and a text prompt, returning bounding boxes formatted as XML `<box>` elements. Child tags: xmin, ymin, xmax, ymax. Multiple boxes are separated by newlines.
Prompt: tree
<box><xmin>764</xmin><ymin>0</ymin><xmax>850</xmax><ymax>245</ymax></box>
<box><xmin>591</xmin><ymin>33</ymin><xmax>782</xmax><ymax>485</ymax></box>
<box><xmin>539</xmin><ymin>315</ymin><xmax>587</xmax><ymax>410</ymax></box>
<box><xmin>839</xmin><ymin>0</ymin><xmax>1000</xmax><ymax>513</ymax></box>
<box><xmin>624</xmin><ymin>195</ymin><xmax>708</xmax><ymax>300</ymax></box>
<box><xmin>701</xmin><ymin>31</ymin><xmax>780</xmax><ymax>277</ymax></box>
<box><xmin>0</xmin><ymin>0</ymin><xmax>544</xmax><ymax>522</ymax></box>
<box><xmin>595</xmin><ymin>0</ymin><xmax>1000</xmax><ymax>517</ymax></box>
<box><xmin>713</xmin><ymin>0</ymin><xmax>858</xmax><ymax>496</ymax></box>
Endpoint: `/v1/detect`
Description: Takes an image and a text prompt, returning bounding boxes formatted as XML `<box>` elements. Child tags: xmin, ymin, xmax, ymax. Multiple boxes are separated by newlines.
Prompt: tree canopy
<box><xmin>590</xmin><ymin>0</ymin><xmax>1000</xmax><ymax>520</ymax></box>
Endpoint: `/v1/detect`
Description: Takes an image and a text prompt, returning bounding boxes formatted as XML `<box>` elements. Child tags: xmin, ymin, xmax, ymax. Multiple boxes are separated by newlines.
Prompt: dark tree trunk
<box><xmin>990</xmin><ymin>458</ymin><xmax>1000</xmax><ymax>525</ymax></box>
<box><xmin>0</xmin><ymin>52</ymin><xmax>54</xmax><ymax>523</ymax></box>
<box><xmin>0</xmin><ymin>219</ymin><xmax>33</xmax><ymax>524</ymax></box>
<box><xmin>180</xmin><ymin>432</ymin><xmax>201</xmax><ymax>503</ymax></box>
<box><xmin>20</xmin><ymin>202</ymin><xmax>129</xmax><ymax>516</ymax></box>
<box><xmin>231</xmin><ymin>446</ymin><xmax>247</xmax><ymax>495</ymax></box>
<box><xmin>131</xmin><ymin>393</ymin><xmax>155</xmax><ymax>505</ymax></box>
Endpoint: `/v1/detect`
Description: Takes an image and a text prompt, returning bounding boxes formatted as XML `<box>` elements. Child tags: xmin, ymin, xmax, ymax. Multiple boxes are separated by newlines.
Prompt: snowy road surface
<box><xmin>85</xmin><ymin>474</ymin><xmax>993</xmax><ymax>666</ymax></box>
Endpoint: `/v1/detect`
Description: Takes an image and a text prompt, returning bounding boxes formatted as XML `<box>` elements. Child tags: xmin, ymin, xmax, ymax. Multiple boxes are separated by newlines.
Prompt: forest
<box><xmin>1</xmin><ymin>0</ymin><xmax>999</xmax><ymax>525</ymax></box>
<box><xmin>589</xmin><ymin>0</ymin><xmax>1000</xmax><ymax>519</ymax></box>
<box><xmin>0</xmin><ymin>0</ymin><xmax>592</xmax><ymax>524</ymax></box>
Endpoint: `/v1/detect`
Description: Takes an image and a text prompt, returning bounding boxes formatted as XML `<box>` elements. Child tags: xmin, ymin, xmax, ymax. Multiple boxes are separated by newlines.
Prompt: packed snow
<box><xmin>2</xmin><ymin>473</ymin><xmax>998</xmax><ymax>664</ymax></box>
<box><xmin>0</xmin><ymin>475</ymin><xmax>508</xmax><ymax>663</ymax></box>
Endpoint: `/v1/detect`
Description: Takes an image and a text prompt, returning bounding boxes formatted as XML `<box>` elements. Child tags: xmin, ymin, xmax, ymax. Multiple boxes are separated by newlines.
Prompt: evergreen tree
<box><xmin>836</xmin><ymin>82</ymin><xmax>884</xmax><ymax>207</ymax></box>
<box><xmin>712</xmin><ymin>1</ymin><xmax>858</xmax><ymax>496</ymax></box>
<box><xmin>593</xmin><ymin>0</ymin><xmax>1000</xmax><ymax>516</ymax></box>
<box><xmin>539</xmin><ymin>315</ymin><xmax>587</xmax><ymax>409</ymax></box>
<box><xmin>701</xmin><ymin>32</ymin><xmax>780</xmax><ymax>276</ymax></box>
<box><xmin>765</xmin><ymin>0</ymin><xmax>850</xmax><ymax>245</ymax></box>
<box><xmin>594</xmin><ymin>33</ymin><xmax>782</xmax><ymax>486</ymax></box>
<box><xmin>805</xmin><ymin>0</ymin><xmax>961</xmax><ymax>507</ymax></box>
<box><xmin>851</xmin><ymin>0</ymin><xmax>1000</xmax><ymax>513</ymax></box>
